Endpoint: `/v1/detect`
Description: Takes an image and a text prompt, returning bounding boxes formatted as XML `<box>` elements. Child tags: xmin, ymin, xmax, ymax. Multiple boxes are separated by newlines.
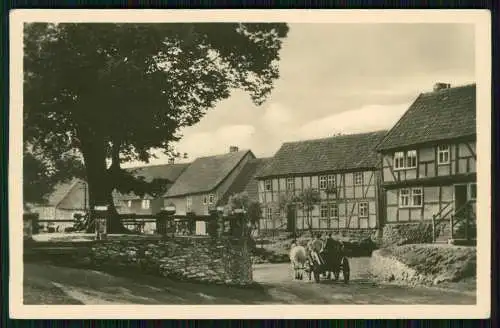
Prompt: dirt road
<box><xmin>23</xmin><ymin>258</ymin><xmax>476</xmax><ymax>305</ymax></box>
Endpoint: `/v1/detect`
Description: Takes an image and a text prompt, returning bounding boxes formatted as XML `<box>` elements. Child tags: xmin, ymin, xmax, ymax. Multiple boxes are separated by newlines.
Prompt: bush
<box><xmin>381</xmin><ymin>222</ymin><xmax>433</xmax><ymax>246</ymax></box>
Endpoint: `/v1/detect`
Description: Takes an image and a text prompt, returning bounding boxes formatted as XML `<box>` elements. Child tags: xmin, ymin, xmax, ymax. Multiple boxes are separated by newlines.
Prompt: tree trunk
<box><xmin>79</xmin><ymin>136</ymin><xmax>130</xmax><ymax>234</ymax></box>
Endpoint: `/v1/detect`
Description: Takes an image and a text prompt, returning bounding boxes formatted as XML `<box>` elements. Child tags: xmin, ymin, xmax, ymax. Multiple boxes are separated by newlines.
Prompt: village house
<box><xmin>163</xmin><ymin>147</ymin><xmax>257</xmax><ymax>235</ymax></box>
<box><xmin>255</xmin><ymin>131</ymin><xmax>387</xmax><ymax>234</ymax></box>
<box><xmin>27</xmin><ymin>178</ymin><xmax>89</xmax><ymax>232</ymax></box>
<box><xmin>113</xmin><ymin>161</ymin><xmax>190</xmax><ymax>215</ymax></box>
<box><xmin>375</xmin><ymin>83</ymin><xmax>476</xmax><ymax>241</ymax></box>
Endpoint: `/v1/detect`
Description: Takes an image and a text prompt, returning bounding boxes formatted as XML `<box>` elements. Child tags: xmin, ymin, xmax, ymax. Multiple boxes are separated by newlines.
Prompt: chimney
<box><xmin>433</xmin><ymin>82</ymin><xmax>451</xmax><ymax>92</ymax></box>
<box><xmin>168</xmin><ymin>158</ymin><xmax>175</xmax><ymax>164</ymax></box>
<box><xmin>229</xmin><ymin>146</ymin><xmax>239</xmax><ymax>153</ymax></box>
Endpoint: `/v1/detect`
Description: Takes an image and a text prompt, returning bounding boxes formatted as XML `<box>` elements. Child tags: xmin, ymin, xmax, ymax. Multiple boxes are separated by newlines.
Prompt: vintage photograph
<box><xmin>10</xmin><ymin>10</ymin><xmax>491</xmax><ymax>319</ymax></box>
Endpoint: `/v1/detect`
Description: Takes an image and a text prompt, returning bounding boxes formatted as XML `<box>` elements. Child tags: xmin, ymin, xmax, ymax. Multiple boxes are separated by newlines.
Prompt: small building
<box><xmin>255</xmin><ymin>131</ymin><xmax>388</xmax><ymax>233</ymax></box>
<box><xmin>375</xmin><ymin>83</ymin><xmax>476</xmax><ymax>240</ymax></box>
<box><xmin>163</xmin><ymin>147</ymin><xmax>256</xmax><ymax>235</ymax></box>
<box><xmin>113</xmin><ymin>162</ymin><xmax>190</xmax><ymax>215</ymax></box>
<box><xmin>27</xmin><ymin>178</ymin><xmax>89</xmax><ymax>232</ymax></box>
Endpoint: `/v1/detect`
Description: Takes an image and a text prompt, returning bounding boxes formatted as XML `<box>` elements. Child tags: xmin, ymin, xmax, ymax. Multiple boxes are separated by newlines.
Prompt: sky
<box><xmin>123</xmin><ymin>23</ymin><xmax>475</xmax><ymax>168</ymax></box>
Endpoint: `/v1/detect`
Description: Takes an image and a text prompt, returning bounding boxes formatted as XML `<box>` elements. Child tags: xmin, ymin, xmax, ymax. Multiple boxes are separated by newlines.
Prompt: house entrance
<box><xmin>454</xmin><ymin>184</ymin><xmax>468</xmax><ymax>211</ymax></box>
<box><xmin>287</xmin><ymin>204</ymin><xmax>296</xmax><ymax>235</ymax></box>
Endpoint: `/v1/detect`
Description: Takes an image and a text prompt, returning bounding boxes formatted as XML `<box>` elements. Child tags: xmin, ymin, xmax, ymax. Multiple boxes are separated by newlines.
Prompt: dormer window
<box><xmin>438</xmin><ymin>145</ymin><xmax>450</xmax><ymax>165</ymax></box>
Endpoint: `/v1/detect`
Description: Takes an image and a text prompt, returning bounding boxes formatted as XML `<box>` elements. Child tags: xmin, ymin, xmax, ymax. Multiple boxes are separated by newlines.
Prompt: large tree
<box><xmin>24</xmin><ymin>23</ymin><xmax>289</xmax><ymax>232</ymax></box>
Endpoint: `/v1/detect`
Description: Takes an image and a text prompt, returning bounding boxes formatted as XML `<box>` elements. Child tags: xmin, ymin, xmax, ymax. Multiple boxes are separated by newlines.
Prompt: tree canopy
<box><xmin>23</xmin><ymin>22</ymin><xmax>289</xmax><ymax>230</ymax></box>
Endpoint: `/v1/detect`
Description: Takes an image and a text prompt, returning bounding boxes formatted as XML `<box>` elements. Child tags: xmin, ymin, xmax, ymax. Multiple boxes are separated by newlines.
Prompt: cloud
<box><xmin>296</xmin><ymin>103</ymin><xmax>412</xmax><ymax>140</ymax></box>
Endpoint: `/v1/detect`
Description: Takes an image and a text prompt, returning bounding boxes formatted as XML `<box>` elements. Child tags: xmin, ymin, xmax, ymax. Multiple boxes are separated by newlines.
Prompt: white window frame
<box><xmin>141</xmin><ymin>199</ymin><xmax>150</xmax><ymax>209</ymax></box>
<box><xmin>127</xmin><ymin>200</ymin><xmax>132</xmax><ymax>207</ymax></box>
<box><xmin>328</xmin><ymin>175</ymin><xmax>336</xmax><ymax>188</ymax></box>
<box><xmin>208</xmin><ymin>194</ymin><xmax>216</xmax><ymax>204</ymax></box>
<box><xmin>394</xmin><ymin>151</ymin><xmax>405</xmax><ymax>170</ymax></box>
<box><xmin>320</xmin><ymin>204</ymin><xmax>329</xmax><ymax>218</ymax></box>
<box><xmin>406</xmin><ymin>150</ymin><xmax>417</xmax><ymax>168</ymax></box>
<box><xmin>286</xmin><ymin>177</ymin><xmax>295</xmax><ymax>191</ymax></box>
<box><xmin>438</xmin><ymin>145</ymin><xmax>450</xmax><ymax>165</ymax></box>
<box><xmin>468</xmin><ymin>183</ymin><xmax>477</xmax><ymax>200</ymax></box>
<box><xmin>186</xmin><ymin>196</ymin><xmax>192</xmax><ymax>211</ymax></box>
<box><xmin>266</xmin><ymin>207</ymin><xmax>273</xmax><ymax>220</ymax></box>
<box><xmin>319</xmin><ymin>176</ymin><xmax>328</xmax><ymax>190</ymax></box>
<box><xmin>320</xmin><ymin>175</ymin><xmax>336</xmax><ymax>190</ymax></box>
<box><xmin>354</xmin><ymin>172</ymin><xmax>364</xmax><ymax>186</ymax></box>
<box><xmin>412</xmin><ymin>188</ymin><xmax>423</xmax><ymax>207</ymax></box>
<box><xmin>329</xmin><ymin>203</ymin><xmax>339</xmax><ymax>218</ymax></box>
<box><xmin>399</xmin><ymin>189</ymin><xmax>410</xmax><ymax>207</ymax></box>
<box><xmin>265</xmin><ymin>180</ymin><xmax>272</xmax><ymax>191</ymax></box>
<box><xmin>359</xmin><ymin>202</ymin><xmax>369</xmax><ymax>217</ymax></box>
<box><xmin>399</xmin><ymin>188</ymin><xmax>423</xmax><ymax>208</ymax></box>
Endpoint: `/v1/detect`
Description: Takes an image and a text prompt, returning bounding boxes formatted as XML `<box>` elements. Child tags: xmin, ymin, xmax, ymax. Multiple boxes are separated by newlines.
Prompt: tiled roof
<box><xmin>256</xmin><ymin>131</ymin><xmax>387</xmax><ymax>178</ymax></box>
<box><xmin>114</xmin><ymin>163</ymin><xmax>189</xmax><ymax>200</ymax></box>
<box><xmin>165</xmin><ymin>150</ymin><xmax>254</xmax><ymax>197</ymax></box>
<box><xmin>219</xmin><ymin>158</ymin><xmax>272</xmax><ymax>204</ymax></box>
<box><xmin>376</xmin><ymin>84</ymin><xmax>476</xmax><ymax>151</ymax></box>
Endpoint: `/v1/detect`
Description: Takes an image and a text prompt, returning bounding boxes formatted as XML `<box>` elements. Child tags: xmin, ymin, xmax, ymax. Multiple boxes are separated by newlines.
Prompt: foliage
<box><xmin>295</xmin><ymin>187</ymin><xmax>321</xmax><ymax>232</ymax></box>
<box><xmin>24</xmin><ymin>22</ymin><xmax>289</xmax><ymax>231</ymax></box>
<box><xmin>23</xmin><ymin>144</ymin><xmax>85</xmax><ymax>206</ymax></box>
<box><xmin>226</xmin><ymin>191</ymin><xmax>262</xmax><ymax>234</ymax></box>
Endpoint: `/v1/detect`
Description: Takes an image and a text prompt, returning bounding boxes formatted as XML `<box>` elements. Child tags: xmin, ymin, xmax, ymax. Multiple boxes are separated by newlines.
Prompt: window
<box><xmin>319</xmin><ymin>176</ymin><xmax>327</xmax><ymax>190</ymax></box>
<box><xmin>359</xmin><ymin>202</ymin><xmax>368</xmax><ymax>217</ymax></box>
<box><xmin>399</xmin><ymin>188</ymin><xmax>423</xmax><ymax>208</ymax></box>
<box><xmin>286</xmin><ymin>178</ymin><xmax>295</xmax><ymax>191</ymax></box>
<box><xmin>394</xmin><ymin>151</ymin><xmax>405</xmax><ymax>169</ymax></box>
<box><xmin>266</xmin><ymin>208</ymin><xmax>273</xmax><ymax>220</ymax></box>
<box><xmin>406</xmin><ymin>150</ymin><xmax>417</xmax><ymax>168</ymax></box>
<box><xmin>320</xmin><ymin>175</ymin><xmax>336</xmax><ymax>190</ymax></box>
<box><xmin>208</xmin><ymin>194</ymin><xmax>216</xmax><ymax>204</ymax></box>
<box><xmin>203</xmin><ymin>195</ymin><xmax>208</xmax><ymax>205</ymax></box>
<box><xmin>412</xmin><ymin>188</ymin><xmax>423</xmax><ymax>206</ymax></box>
<box><xmin>320</xmin><ymin>204</ymin><xmax>329</xmax><ymax>218</ymax></box>
<box><xmin>186</xmin><ymin>196</ymin><xmax>192</xmax><ymax>211</ymax></box>
<box><xmin>469</xmin><ymin>183</ymin><xmax>477</xmax><ymax>200</ymax></box>
<box><xmin>399</xmin><ymin>189</ymin><xmax>410</xmax><ymax>207</ymax></box>
<box><xmin>329</xmin><ymin>203</ymin><xmax>339</xmax><ymax>218</ymax></box>
<box><xmin>354</xmin><ymin>172</ymin><xmax>364</xmax><ymax>185</ymax></box>
<box><xmin>438</xmin><ymin>145</ymin><xmax>450</xmax><ymax>165</ymax></box>
<box><xmin>141</xmin><ymin>199</ymin><xmax>150</xmax><ymax>209</ymax></box>
<box><xmin>265</xmin><ymin>180</ymin><xmax>272</xmax><ymax>191</ymax></box>
<box><xmin>394</xmin><ymin>150</ymin><xmax>417</xmax><ymax>169</ymax></box>
<box><xmin>127</xmin><ymin>200</ymin><xmax>132</xmax><ymax>207</ymax></box>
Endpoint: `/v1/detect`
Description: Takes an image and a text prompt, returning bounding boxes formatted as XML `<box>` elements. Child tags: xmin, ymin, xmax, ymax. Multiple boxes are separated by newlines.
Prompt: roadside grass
<box><xmin>380</xmin><ymin>244</ymin><xmax>476</xmax><ymax>283</ymax></box>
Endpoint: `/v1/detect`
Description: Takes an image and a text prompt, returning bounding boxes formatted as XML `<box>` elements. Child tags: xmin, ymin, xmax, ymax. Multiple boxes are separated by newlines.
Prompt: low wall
<box><xmin>380</xmin><ymin>222</ymin><xmax>450</xmax><ymax>247</ymax></box>
<box><xmin>90</xmin><ymin>236</ymin><xmax>253</xmax><ymax>286</ymax></box>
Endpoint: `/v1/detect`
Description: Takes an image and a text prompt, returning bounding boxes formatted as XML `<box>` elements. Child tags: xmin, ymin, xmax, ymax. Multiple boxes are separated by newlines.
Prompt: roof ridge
<box><xmin>194</xmin><ymin>149</ymin><xmax>251</xmax><ymax>160</ymax></box>
<box><xmin>126</xmin><ymin>162</ymin><xmax>190</xmax><ymax>170</ymax></box>
<box><xmin>282</xmin><ymin>129</ymin><xmax>389</xmax><ymax>146</ymax></box>
<box><xmin>420</xmin><ymin>83</ymin><xmax>476</xmax><ymax>95</ymax></box>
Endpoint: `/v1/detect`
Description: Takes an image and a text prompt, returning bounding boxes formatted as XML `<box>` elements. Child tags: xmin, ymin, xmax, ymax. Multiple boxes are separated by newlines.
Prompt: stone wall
<box><xmin>90</xmin><ymin>236</ymin><xmax>253</xmax><ymax>285</ymax></box>
<box><xmin>370</xmin><ymin>249</ymin><xmax>426</xmax><ymax>286</ymax></box>
<box><xmin>380</xmin><ymin>221</ymin><xmax>450</xmax><ymax>247</ymax></box>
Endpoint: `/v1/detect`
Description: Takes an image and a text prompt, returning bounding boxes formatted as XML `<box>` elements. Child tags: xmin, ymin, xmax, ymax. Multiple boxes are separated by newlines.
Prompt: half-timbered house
<box><xmin>375</xmin><ymin>83</ymin><xmax>476</xmax><ymax>241</ymax></box>
<box><xmin>255</xmin><ymin>131</ymin><xmax>387</xmax><ymax>233</ymax></box>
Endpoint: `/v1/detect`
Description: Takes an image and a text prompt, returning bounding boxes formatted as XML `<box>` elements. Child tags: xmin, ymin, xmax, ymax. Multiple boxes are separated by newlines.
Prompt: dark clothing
<box><xmin>325</xmin><ymin>237</ymin><xmax>340</xmax><ymax>253</ymax></box>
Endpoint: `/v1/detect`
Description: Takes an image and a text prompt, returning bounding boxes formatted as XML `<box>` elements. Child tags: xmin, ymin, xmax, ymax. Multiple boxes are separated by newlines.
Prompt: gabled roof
<box><xmin>219</xmin><ymin>157</ymin><xmax>272</xmax><ymax>204</ymax></box>
<box><xmin>256</xmin><ymin>131</ymin><xmax>387</xmax><ymax>179</ymax></box>
<box><xmin>114</xmin><ymin>163</ymin><xmax>190</xmax><ymax>200</ymax></box>
<box><xmin>376</xmin><ymin>84</ymin><xmax>476</xmax><ymax>151</ymax></box>
<box><xmin>165</xmin><ymin>150</ymin><xmax>254</xmax><ymax>197</ymax></box>
<box><xmin>46</xmin><ymin>178</ymin><xmax>82</xmax><ymax>207</ymax></box>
